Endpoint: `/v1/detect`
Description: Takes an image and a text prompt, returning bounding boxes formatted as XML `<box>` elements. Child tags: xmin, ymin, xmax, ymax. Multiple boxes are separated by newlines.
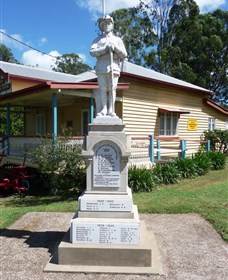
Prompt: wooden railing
<box><xmin>131</xmin><ymin>134</ymin><xmax>210</xmax><ymax>163</ymax></box>
<box><xmin>2</xmin><ymin>136</ymin><xmax>85</xmax><ymax>159</ymax></box>
<box><xmin>1</xmin><ymin>135</ymin><xmax>211</xmax><ymax>165</ymax></box>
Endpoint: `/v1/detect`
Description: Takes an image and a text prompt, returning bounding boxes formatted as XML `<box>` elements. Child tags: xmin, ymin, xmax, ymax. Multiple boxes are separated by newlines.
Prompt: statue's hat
<box><xmin>99</xmin><ymin>15</ymin><xmax>114</xmax><ymax>31</ymax></box>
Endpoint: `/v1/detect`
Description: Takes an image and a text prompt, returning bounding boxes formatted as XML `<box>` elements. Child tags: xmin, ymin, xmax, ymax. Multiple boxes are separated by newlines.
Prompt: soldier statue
<box><xmin>90</xmin><ymin>15</ymin><xmax>127</xmax><ymax>117</ymax></box>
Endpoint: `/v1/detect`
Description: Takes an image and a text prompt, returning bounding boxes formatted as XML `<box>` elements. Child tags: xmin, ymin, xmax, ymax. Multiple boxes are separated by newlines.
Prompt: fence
<box><xmin>132</xmin><ymin>134</ymin><xmax>210</xmax><ymax>163</ymax></box>
<box><xmin>150</xmin><ymin>134</ymin><xmax>211</xmax><ymax>162</ymax></box>
<box><xmin>0</xmin><ymin>136</ymin><xmax>85</xmax><ymax>159</ymax></box>
<box><xmin>1</xmin><ymin>135</ymin><xmax>211</xmax><ymax>165</ymax></box>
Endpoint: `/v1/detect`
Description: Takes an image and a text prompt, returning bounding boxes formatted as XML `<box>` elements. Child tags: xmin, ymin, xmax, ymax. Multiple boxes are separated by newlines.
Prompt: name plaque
<box><xmin>71</xmin><ymin>222</ymin><xmax>140</xmax><ymax>244</ymax></box>
<box><xmin>93</xmin><ymin>144</ymin><xmax>120</xmax><ymax>188</ymax></box>
<box><xmin>79</xmin><ymin>198</ymin><xmax>132</xmax><ymax>212</ymax></box>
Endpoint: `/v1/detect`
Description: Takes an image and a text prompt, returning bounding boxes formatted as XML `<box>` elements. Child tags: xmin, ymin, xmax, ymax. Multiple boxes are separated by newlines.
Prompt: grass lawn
<box><xmin>133</xmin><ymin>166</ymin><xmax>228</xmax><ymax>241</ymax></box>
<box><xmin>1</xmin><ymin>165</ymin><xmax>227</xmax><ymax>241</ymax></box>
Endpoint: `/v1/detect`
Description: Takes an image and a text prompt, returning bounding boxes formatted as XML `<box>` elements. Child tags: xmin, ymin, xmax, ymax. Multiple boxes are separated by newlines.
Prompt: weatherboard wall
<box><xmin>121</xmin><ymin>79</ymin><xmax>226</xmax><ymax>158</ymax></box>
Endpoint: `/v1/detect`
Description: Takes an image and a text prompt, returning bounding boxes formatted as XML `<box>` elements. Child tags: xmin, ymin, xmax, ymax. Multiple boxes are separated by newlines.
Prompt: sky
<box><xmin>0</xmin><ymin>0</ymin><xmax>227</xmax><ymax>70</ymax></box>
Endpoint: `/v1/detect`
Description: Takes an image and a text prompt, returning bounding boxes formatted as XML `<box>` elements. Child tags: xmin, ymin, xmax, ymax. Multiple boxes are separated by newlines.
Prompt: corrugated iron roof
<box><xmin>0</xmin><ymin>60</ymin><xmax>212</xmax><ymax>94</ymax></box>
<box><xmin>121</xmin><ymin>61</ymin><xmax>212</xmax><ymax>94</ymax></box>
<box><xmin>0</xmin><ymin>61</ymin><xmax>96</xmax><ymax>82</ymax></box>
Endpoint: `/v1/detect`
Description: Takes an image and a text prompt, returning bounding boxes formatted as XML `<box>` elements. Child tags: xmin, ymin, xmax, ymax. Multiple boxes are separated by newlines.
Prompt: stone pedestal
<box><xmin>82</xmin><ymin>117</ymin><xmax>130</xmax><ymax>194</ymax></box>
<box><xmin>70</xmin><ymin>116</ymin><xmax>140</xmax><ymax>245</ymax></box>
<box><xmin>45</xmin><ymin>117</ymin><xmax>162</xmax><ymax>274</ymax></box>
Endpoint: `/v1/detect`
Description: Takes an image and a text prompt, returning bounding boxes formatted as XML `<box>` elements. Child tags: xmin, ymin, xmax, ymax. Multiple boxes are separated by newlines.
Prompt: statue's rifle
<box><xmin>109</xmin><ymin>46</ymin><xmax>115</xmax><ymax>115</ymax></box>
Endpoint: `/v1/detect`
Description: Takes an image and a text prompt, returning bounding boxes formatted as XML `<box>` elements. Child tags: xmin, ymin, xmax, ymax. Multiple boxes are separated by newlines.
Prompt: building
<box><xmin>0</xmin><ymin>61</ymin><xmax>227</xmax><ymax>166</ymax></box>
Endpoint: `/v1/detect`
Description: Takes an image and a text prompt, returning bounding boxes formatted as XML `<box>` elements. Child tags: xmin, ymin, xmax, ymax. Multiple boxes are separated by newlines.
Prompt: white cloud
<box><xmin>22</xmin><ymin>50</ymin><xmax>60</xmax><ymax>70</ymax></box>
<box><xmin>75</xmin><ymin>0</ymin><xmax>141</xmax><ymax>18</ymax></box>
<box><xmin>0</xmin><ymin>29</ymin><xmax>26</xmax><ymax>50</ymax></box>
<box><xmin>195</xmin><ymin>0</ymin><xmax>227</xmax><ymax>12</ymax></box>
<box><xmin>75</xmin><ymin>0</ymin><xmax>226</xmax><ymax>17</ymax></box>
<box><xmin>21</xmin><ymin>49</ymin><xmax>89</xmax><ymax>70</ymax></box>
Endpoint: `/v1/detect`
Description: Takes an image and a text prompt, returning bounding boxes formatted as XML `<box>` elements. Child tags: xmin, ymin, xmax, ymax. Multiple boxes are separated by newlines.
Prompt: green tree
<box><xmin>110</xmin><ymin>8</ymin><xmax>156</xmax><ymax>66</ymax></box>
<box><xmin>206</xmin><ymin>9</ymin><xmax>228</xmax><ymax>105</ymax></box>
<box><xmin>162</xmin><ymin>4</ymin><xmax>228</xmax><ymax>101</ymax></box>
<box><xmin>0</xmin><ymin>107</ymin><xmax>24</xmax><ymax>136</ymax></box>
<box><xmin>139</xmin><ymin>0</ymin><xmax>180</xmax><ymax>72</ymax></box>
<box><xmin>52</xmin><ymin>53</ymin><xmax>91</xmax><ymax>75</ymax></box>
<box><xmin>0</xmin><ymin>45</ymin><xmax>23</xmax><ymax>136</ymax></box>
<box><xmin>112</xmin><ymin>1</ymin><xmax>227</xmax><ymax>106</ymax></box>
<box><xmin>162</xmin><ymin>0</ymin><xmax>202</xmax><ymax>82</ymax></box>
<box><xmin>0</xmin><ymin>44</ymin><xmax>19</xmax><ymax>63</ymax></box>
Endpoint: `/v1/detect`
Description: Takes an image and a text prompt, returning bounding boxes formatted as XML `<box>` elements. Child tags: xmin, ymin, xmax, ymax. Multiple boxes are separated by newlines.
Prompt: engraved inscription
<box><xmin>75</xmin><ymin>226</ymin><xmax>94</xmax><ymax>242</ymax></box>
<box><xmin>93</xmin><ymin>144</ymin><xmax>120</xmax><ymax>187</ymax></box>
<box><xmin>98</xmin><ymin>224</ymin><xmax>117</xmax><ymax>244</ymax></box>
<box><xmin>80</xmin><ymin>198</ymin><xmax>132</xmax><ymax>212</ymax></box>
<box><xmin>72</xmin><ymin>222</ymin><xmax>140</xmax><ymax>244</ymax></box>
<box><xmin>120</xmin><ymin>226</ymin><xmax>138</xmax><ymax>243</ymax></box>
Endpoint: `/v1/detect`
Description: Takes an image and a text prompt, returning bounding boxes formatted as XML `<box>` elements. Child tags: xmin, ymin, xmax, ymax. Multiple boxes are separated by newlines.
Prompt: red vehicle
<box><xmin>0</xmin><ymin>165</ymin><xmax>30</xmax><ymax>197</ymax></box>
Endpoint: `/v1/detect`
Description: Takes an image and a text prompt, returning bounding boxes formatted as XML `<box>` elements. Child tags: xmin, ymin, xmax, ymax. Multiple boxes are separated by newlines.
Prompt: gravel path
<box><xmin>1</xmin><ymin>212</ymin><xmax>227</xmax><ymax>280</ymax></box>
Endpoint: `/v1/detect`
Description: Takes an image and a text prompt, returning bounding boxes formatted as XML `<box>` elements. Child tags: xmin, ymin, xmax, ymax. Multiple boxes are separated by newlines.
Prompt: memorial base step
<box><xmin>79</xmin><ymin>187</ymin><xmax>133</xmax><ymax>212</ymax></box>
<box><xmin>44</xmin><ymin>221</ymin><xmax>163</xmax><ymax>275</ymax></box>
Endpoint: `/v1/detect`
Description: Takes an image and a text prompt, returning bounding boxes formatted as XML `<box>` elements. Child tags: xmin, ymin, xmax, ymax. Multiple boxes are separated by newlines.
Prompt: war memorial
<box><xmin>45</xmin><ymin>3</ymin><xmax>162</xmax><ymax>274</ymax></box>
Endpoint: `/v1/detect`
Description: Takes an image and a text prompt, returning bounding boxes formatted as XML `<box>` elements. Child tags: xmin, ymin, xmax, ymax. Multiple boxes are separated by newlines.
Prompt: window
<box><xmin>208</xmin><ymin>118</ymin><xmax>216</xmax><ymax>131</ymax></box>
<box><xmin>159</xmin><ymin>112</ymin><xmax>178</xmax><ymax>136</ymax></box>
<box><xmin>36</xmin><ymin>114</ymin><xmax>45</xmax><ymax>136</ymax></box>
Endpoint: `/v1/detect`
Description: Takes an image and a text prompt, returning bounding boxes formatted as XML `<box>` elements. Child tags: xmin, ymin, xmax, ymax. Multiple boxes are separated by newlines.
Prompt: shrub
<box><xmin>152</xmin><ymin>161</ymin><xmax>180</xmax><ymax>185</ymax></box>
<box><xmin>192</xmin><ymin>152</ymin><xmax>212</xmax><ymax>176</ymax></box>
<box><xmin>128</xmin><ymin>151</ymin><xmax>226</xmax><ymax>193</ymax></box>
<box><xmin>206</xmin><ymin>151</ymin><xmax>226</xmax><ymax>170</ymax></box>
<box><xmin>173</xmin><ymin>157</ymin><xmax>198</xmax><ymax>179</ymax></box>
<box><xmin>128</xmin><ymin>165</ymin><xmax>157</xmax><ymax>192</ymax></box>
<box><xmin>202</xmin><ymin>129</ymin><xmax>228</xmax><ymax>154</ymax></box>
<box><xmin>29</xmin><ymin>135</ymin><xmax>86</xmax><ymax>196</ymax></box>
